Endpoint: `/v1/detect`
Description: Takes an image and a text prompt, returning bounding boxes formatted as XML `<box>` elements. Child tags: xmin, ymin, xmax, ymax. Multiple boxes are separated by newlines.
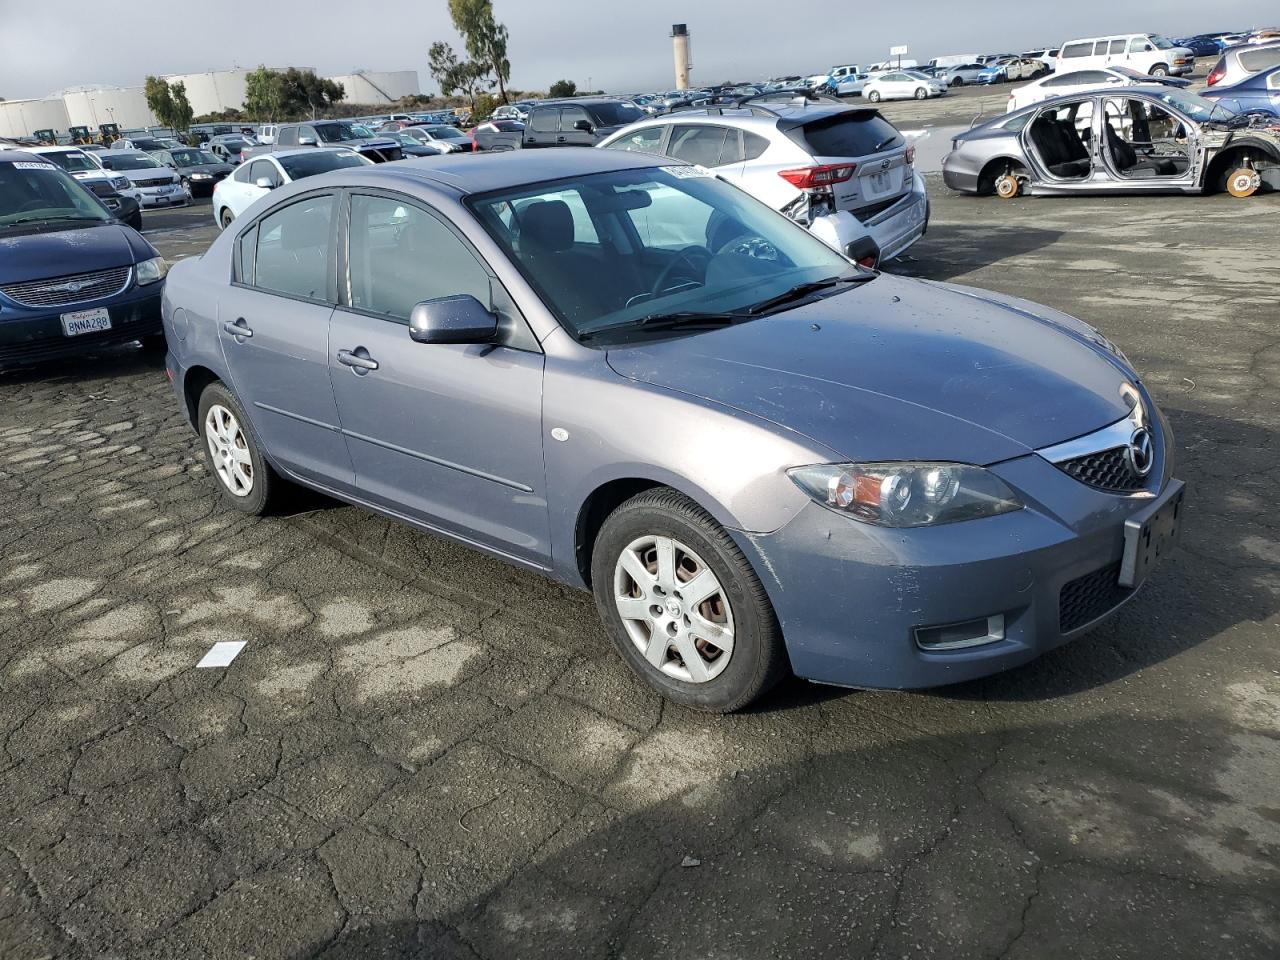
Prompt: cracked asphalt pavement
<box><xmin>2</xmin><ymin>185</ymin><xmax>1279</xmax><ymax>959</ymax></box>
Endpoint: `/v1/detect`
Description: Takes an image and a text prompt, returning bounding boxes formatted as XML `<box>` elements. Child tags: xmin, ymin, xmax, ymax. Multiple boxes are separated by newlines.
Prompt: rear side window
<box><xmin>743</xmin><ymin>131</ymin><xmax>770</xmax><ymax>160</ymax></box>
<box><xmin>667</xmin><ymin>125</ymin><xmax>729</xmax><ymax>166</ymax></box>
<box><xmin>606</xmin><ymin>126</ymin><xmax>664</xmax><ymax>154</ymax></box>
<box><xmin>1109</xmin><ymin>40</ymin><xmax>1127</xmax><ymax>54</ymax></box>
<box><xmin>792</xmin><ymin>112</ymin><xmax>902</xmax><ymax>158</ymax></box>
<box><xmin>530</xmin><ymin>108</ymin><xmax>559</xmax><ymax>134</ymax></box>
<box><xmin>1240</xmin><ymin>48</ymin><xmax>1280</xmax><ymax>72</ymax></box>
<box><xmin>252</xmin><ymin>194</ymin><xmax>335</xmax><ymax>301</ymax></box>
<box><xmin>1061</xmin><ymin>43</ymin><xmax>1092</xmax><ymax>59</ymax></box>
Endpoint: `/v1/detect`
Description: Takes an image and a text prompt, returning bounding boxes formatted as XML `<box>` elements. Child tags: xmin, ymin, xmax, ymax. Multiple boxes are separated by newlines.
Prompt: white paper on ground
<box><xmin>197</xmin><ymin>640</ymin><xmax>247</xmax><ymax>668</ymax></box>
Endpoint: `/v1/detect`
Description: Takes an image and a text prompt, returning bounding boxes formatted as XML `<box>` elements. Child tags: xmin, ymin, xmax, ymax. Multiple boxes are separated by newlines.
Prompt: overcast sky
<box><xmin>1</xmin><ymin>0</ymin><xmax>1272</xmax><ymax>100</ymax></box>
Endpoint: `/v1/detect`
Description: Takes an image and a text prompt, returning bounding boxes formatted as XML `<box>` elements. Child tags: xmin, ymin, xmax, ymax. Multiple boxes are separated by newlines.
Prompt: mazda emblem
<box><xmin>1126</xmin><ymin>428</ymin><xmax>1154</xmax><ymax>477</ymax></box>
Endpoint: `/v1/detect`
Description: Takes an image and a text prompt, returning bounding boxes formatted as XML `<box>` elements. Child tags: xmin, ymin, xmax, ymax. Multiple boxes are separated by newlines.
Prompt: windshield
<box><xmin>316</xmin><ymin>123</ymin><xmax>372</xmax><ymax>142</ymax></box>
<box><xmin>904</xmin><ymin>70</ymin><xmax>932</xmax><ymax>79</ymax></box>
<box><xmin>1151</xmin><ymin>36</ymin><xmax>1175</xmax><ymax>50</ymax></box>
<box><xmin>423</xmin><ymin>126</ymin><xmax>465</xmax><ymax>138</ymax></box>
<box><xmin>42</xmin><ymin>151</ymin><xmax>100</xmax><ymax>174</ymax></box>
<box><xmin>0</xmin><ymin>161</ymin><xmax>111</xmax><ymax>229</ymax></box>
<box><xmin>170</xmin><ymin>149</ymin><xmax>220</xmax><ymax>166</ymax></box>
<box><xmin>591</xmin><ymin>102</ymin><xmax>645</xmax><ymax>126</ymax></box>
<box><xmin>468</xmin><ymin>166</ymin><xmax>858</xmax><ymax>340</ymax></box>
<box><xmin>107</xmin><ymin>153</ymin><xmax>162</xmax><ymax>170</ymax></box>
<box><xmin>278</xmin><ymin>150</ymin><xmax>372</xmax><ymax>180</ymax></box>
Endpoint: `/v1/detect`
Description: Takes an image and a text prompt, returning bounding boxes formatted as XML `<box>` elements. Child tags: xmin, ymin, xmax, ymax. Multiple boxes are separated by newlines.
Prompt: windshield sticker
<box><xmin>663</xmin><ymin>164</ymin><xmax>713</xmax><ymax>178</ymax></box>
<box><xmin>12</xmin><ymin>161</ymin><xmax>56</xmax><ymax>170</ymax></box>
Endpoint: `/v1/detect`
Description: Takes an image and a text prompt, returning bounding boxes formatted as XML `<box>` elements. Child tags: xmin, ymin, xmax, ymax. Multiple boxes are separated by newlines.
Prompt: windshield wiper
<box><xmin>6</xmin><ymin>215</ymin><xmax>104</xmax><ymax>226</ymax></box>
<box><xmin>874</xmin><ymin>135</ymin><xmax>899</xmax><ymax>151</ymax></box>
<box><xmin>579</xmin><ymin>311</ymin><xmax>740</xmax><ymax>340</ymax></box>
<box><xmin>741</xmin><ymin>271</ymin><xmax>873</xmax><ymax>316</ymax></box>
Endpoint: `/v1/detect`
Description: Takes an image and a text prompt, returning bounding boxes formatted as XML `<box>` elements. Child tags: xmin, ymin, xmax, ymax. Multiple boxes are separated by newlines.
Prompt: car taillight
<box><xmin>905</xmin><ymin>144</ymin><xmax>916</xmax><ymax>165</ymax></box>
<box><xmin>778</xmin><ymin>163</ymin><xmax>857</xmax><ymax>190</ymax></box>
<box><xmin>1207</xmin><ymin>62</ymin><xmax>1225</xmax><ymax>85</ymax></box>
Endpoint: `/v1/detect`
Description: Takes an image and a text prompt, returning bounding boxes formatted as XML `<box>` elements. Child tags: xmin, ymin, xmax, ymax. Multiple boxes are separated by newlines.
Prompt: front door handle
<box><xmin>223</xmin><ymin>318</ymin><xmax>253</xmax><ymax>339</ymax></box>
<box><xmin>557</xmin><ymin>136</ymin><xmax>567</xmax><ymax>143</ymax></box>
<box><xmin>337</xmin><ymin>347</ymin><xmax>379</xmax><ymax>373</ymax></box>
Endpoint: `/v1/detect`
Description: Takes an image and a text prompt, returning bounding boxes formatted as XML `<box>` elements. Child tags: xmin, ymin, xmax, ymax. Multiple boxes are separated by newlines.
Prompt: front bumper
<box><xmin>734</xmin><ymin>425</ymin><xmax>1180</xmax><ymax>689</ymax></box>
<box><xmin>135</xmin><ymin>186</ymin><xmax>188</xmax><ymax>208</ymax></box>
<box><xmin>0</xmin><ymin>284</ymin><xmax>163</xmax><ymax>369</ymax></box>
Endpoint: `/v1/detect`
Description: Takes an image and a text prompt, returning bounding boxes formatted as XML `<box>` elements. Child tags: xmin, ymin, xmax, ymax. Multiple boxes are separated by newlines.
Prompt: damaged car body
<box><xmin>943</xmin><ymin>85</ymin><xmax>1280</xmax><ymax>198</ymax></box>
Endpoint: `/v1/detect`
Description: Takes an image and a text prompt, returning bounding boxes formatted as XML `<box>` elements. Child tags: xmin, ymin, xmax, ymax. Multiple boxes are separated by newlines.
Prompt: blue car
<box><xmin>977</xmin><ymin>64</ymin><xmax>1007</xmax><ymax>85</ymax></box>
<box><xmin>161</xmin><ymin>150</ymin><xmax>1184</xmax><ymax>711</ymax></box>
<box><xmin>1176</xmin><ymin>35</ymin><xmax>1226</xmax><ymax>58</ymax></box>
<box><xmin>1199</xmin><ymin>64</ymin><xmax>1280</xmax><ymax>117</ymax></box>
<box><xmin>0</xmin><ymin>150</ymin><xmax>166</xmax><ymax>370</ymax></box>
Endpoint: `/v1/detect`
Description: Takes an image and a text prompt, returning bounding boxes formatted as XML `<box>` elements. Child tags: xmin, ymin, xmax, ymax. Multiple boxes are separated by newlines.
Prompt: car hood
<box><xmin>604</xmin><ymin>274</ymin><xmax>1135</xmax><ymax>465</ymax></box>
<box><xmin>114</xmin><ymin>167</ymin><xmax>175</xmax><ymax>182</ymax></box>
<box><xmin>0</xmin><ymin>222</ymin><xmax>154</xmax><ymax>284</ymax></box>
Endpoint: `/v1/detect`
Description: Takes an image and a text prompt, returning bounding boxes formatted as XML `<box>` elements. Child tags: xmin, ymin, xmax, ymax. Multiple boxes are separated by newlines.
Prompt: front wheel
<box><xmin>219</xmin><ymin>207</ymin><xmax>234</xmax><ymax>229</ymax></box>
<box><xmin>914</xmin><ymin>87</ymin><xmax>927</xmax><ymax>100</ymax></box>
<box><xmin>868</xmin><ymin>90</ymin><xmax>882</xmax><ymax>103</ymax></box>
<box><xmin>1225</xmin><ymin>166</ymin><xmax>1262</xmax><ymax>198</ymax></box>
<box><xmin>591</xmin><ymin>488</ymin><xmax>788</xmax><ymax>713</ymax></box>
<box><xmin>197</xmin><ymin>382</ymin><xmax>285</xmax><ymax>515</ymax></box>
<box><xmin>1149</xmin><ymin>64</ymin><xmax>1169</xmax><ymax>77</ymax></box>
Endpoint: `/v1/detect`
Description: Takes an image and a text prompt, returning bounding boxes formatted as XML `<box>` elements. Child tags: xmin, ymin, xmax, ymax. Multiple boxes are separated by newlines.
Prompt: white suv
<box><xmin>596</xmin><ymin>97</ymin><xmax>929</xmax><ymax>266</ymax></box>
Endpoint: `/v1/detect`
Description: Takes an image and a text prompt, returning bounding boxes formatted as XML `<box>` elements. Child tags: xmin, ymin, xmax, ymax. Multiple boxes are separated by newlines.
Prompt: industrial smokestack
<box><xmin>671</xmin><ymin>24</ymin><xmax>691</xmax><ymax>90</ymax></box>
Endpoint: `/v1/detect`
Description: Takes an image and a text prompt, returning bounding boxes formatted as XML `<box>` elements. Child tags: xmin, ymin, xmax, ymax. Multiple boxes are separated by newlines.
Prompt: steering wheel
<box><xmin>651</xmin><ymin>246</ymin><xmax>712</xmax><ymax>297</ymax></box>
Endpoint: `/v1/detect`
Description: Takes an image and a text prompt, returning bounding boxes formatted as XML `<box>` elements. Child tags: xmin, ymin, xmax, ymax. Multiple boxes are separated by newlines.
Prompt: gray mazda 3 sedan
<box><xmin>161</xmin><ymin>149</ymin><xmax>1184</xmax><ymax>711</ymax></box>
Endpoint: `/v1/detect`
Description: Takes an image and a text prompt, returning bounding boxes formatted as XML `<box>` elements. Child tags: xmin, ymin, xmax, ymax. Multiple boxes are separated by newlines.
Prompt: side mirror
<box><xmin>100</xmin><ymin>158</ymin><xmax>114</xmax><ymax>169</ymax></box>
<box><xmin>298</xmin><ymin>136</ymin><xmax>317</xmax><ymax>146</ymax></box>
<box><xmin>254</xmin><ymin>177</ymin><xmax>277</xmax><ymax>190</ymax></box>
<box><xmin>573</xmin><ymin>119</ymin><xmax>595</xmax><ymax>132</ymax></box>
<box><xmin>408</xmin><ymin>295</ymin><xmax>498</xmax><ymax>344</ymax></box>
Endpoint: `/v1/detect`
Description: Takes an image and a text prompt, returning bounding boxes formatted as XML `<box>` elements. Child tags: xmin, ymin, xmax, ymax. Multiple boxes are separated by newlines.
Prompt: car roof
<box><xmin>0</xmin><ymin>149</ymin><xmax>46</xmax><ymax>163</ymax></box>
<box><xmin>305</xmin><ymin>148</ymin><xmax>673</xmax><ymax>197</ymax></box>
<box><xmin>24</xmin><ymin>145</ymin><xmax>83</xmax><ymax>154</ymax></box>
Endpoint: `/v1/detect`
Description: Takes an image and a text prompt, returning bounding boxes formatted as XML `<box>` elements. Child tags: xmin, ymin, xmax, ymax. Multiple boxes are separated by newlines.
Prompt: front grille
<box><xmin>1058</xmin><ymin>446</ymin><xmax>1147</xmax><ymax>493</ymax></box>
<box><xmin>1059</xmin><ymin>562</ymin><xmax>1132</xmax><ymax>633</ymax></box>
<box><xmin>136</xmin><ymin>177</ymin><xmax>172</xmax><ymax>188</ymax></box>
<box><xmin>1</xmin><ymin>266</ymin><xmax>132</xmax><ymax>307</ymax></box>
<box><xmin>87</xmin><ymin>181</ymin><xmax>115</xmax><ymax>197</ymax></box>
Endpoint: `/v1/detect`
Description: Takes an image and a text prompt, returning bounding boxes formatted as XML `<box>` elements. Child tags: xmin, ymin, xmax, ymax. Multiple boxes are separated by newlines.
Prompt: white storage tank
<box><xmin>165</xmin><ymin>68</ymin><xmax>314</xmax><ymax>118</ymax></box>
<box><xmin>60</xmin><ymin>86</ymin><xmax>156</xmax><ymax>131</ymax></box>
<box><xmin>0</xmin><ymin>98</ymin><xmax>73</xmax><ymax>139</ymax></box>
<box><xmin>327</xmin><ymin>71</ymin><xmax>421</xmax><ymax>104</ymax></box>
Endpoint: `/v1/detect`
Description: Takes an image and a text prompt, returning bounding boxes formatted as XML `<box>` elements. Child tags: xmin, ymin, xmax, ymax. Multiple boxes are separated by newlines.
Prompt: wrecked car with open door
<box><xmin>942</xmin><ymin>85</ymin><xmax>1280</xmax><ymax>198</ymax></box>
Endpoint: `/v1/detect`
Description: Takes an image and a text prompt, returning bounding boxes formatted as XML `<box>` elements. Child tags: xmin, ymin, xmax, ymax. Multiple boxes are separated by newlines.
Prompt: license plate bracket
<box><xmin>1119</xmin><ymin>479</ymin><xmax>1185</xmax><ymax>588</ymax></box>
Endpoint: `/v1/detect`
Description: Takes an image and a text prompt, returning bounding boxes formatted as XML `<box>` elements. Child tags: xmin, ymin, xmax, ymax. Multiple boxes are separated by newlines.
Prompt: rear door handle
<box><xmin>223</xmin><ymin>318</ymin><xmax>252</xmax><ymax>339</ymax></box>
<box><xmin>337</xmin><ymin>348</ymin><xmax>379</xmax><ymax>372</ymax></box>
<box><xmin>557</xmin><ymin>136</ymin><xmax>567</xmax><ymax>143</ymax></box>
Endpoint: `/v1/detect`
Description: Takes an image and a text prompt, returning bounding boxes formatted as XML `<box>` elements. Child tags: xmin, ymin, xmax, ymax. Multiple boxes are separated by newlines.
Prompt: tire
<box><xmin>1149</xmin><ymin>64</ymin><xmax>1169</xmax><ymax>77</ymax></box>
<box><xmin>196</xmin><ymin>382</ymin><xmax>284</xmax><ymax>515</ymax></box>
<box><xmin>180</xmin><ymin>176</ymin><xmax>191</xmax><ymax>194</ymax></box>
<box><xmin>868</xmin><ymin>90</ymin><xmax>882</xmax><ymax>103</ymax></box>
<box><xmin>590</xmin><ymin>488</ymin><xmax>788</xmax><ymax>713</ymax></box>
<box><xmin>914</xmin><ymin>87</ymin><xmax>927</xmax><ymax>100</ymax></box>
<box><xmin>219</xmin><ymin>207</ymin><xmax>234</xmax><ymax>229</ymax></box>
<box><xmin>952</xmin><ymin>77</ymin><xmax>964</xmax><ymax>86</ymax></box>
<box><xmin>128</xmin><ymin>212</ymin><xmax>143</xmax><ymax>231</ymax></box>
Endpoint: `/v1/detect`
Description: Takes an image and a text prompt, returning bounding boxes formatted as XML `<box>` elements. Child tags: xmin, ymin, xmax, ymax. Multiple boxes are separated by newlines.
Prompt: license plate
<box><xmin>864</xmin><ymin>169</ymin><xmax>898</xmax><ymax>200</ymax></box>
<box><xmin>1119</xmin><ymin>479</ymin><xmax>1185</xmax><ymax>588</ymax></box>
<box><xmin>61</xmin><ymin>307</ymin><xmax>112</xmax><ymax>337</ymax></box>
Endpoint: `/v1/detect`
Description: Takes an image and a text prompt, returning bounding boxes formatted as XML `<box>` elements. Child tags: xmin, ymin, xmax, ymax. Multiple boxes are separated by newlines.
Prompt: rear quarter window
<box><xmin>791</xmin><ymin>113</ymin><xmax>902</xmax><ymax>158</ymax></box>
<box><xmin>1240</xmin><ymin>48</ymin><xmax>1280</xmax><ymax>72</ymax></box>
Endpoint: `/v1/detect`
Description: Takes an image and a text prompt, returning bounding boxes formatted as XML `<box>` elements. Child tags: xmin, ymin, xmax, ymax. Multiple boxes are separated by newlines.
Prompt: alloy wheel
<box><xmin>204</xmin><ymin>404</ymin><xmax>254</xmax><ymax>496</ymax></box>
<box><xmin>613</xmin><ymin>535</ymin><xmax>735</xmax><ymax>684</ymax></box>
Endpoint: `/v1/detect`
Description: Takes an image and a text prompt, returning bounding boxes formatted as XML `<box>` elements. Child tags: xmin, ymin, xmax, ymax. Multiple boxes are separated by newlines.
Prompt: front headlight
<box><xmin>190</xmin><ymin>172</ymin><xmax>211</xmax><ymax>179</ymax></box>
<box><xmin>111</xmin><ymin>176</ymin><xmax>131</xmax><ymax>190</ymax></box>
<box><xmin>787</xmin><ymin>462</ymin><xmax>1022</xmax><ymax>527</ymax></box>
<box><xmin>135</xmin><ymin>256</ymin><xmax>169</xmax><ymax>285</ymax></box>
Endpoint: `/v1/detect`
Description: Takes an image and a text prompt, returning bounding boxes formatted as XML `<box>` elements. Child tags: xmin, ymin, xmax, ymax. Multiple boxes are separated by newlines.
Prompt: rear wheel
<box><xmin>590</xmin><ymin>488</ymin><xmax>788</xmax><ymax>713</ymax></box>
